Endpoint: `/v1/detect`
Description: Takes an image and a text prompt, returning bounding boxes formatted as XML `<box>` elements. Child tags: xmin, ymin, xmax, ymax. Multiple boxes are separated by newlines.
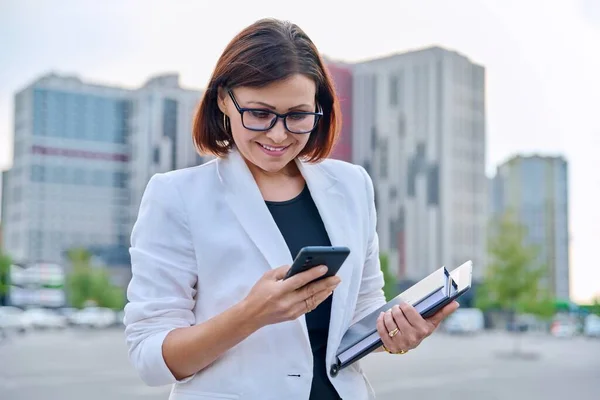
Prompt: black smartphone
<box><xmin>284</xmin><ymin>246</ymin><xmax>351</xmax><ymax>281</ymax></box>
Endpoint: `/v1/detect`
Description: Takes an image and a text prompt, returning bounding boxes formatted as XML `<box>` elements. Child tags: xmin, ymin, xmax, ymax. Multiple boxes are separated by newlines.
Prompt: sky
<box><xmin>0</xmin><ymin>0</ymin><xmax>599</xmax><ymax>303</ymax></box>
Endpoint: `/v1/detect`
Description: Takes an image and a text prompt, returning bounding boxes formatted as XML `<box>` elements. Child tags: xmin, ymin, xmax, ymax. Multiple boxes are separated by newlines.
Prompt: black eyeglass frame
<box><xmin>227</xmin><ymin>89</ymin><xmax>324</xmax><ymax>134</ymax></box>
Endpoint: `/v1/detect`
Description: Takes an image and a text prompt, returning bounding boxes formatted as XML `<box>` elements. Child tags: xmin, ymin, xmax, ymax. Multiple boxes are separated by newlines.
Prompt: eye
<box><xmin>249</xmin><ymin>110</ymin><xmax>272</xmax><ymax>119</ymax></box>
<box><xmin>288</xmin><ymin>113</ymin><xmax>309</xmax><ymax>121</ymax></box>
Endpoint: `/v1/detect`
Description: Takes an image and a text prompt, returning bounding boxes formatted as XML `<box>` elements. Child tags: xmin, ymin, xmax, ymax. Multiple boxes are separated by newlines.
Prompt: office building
<box><xmin>1</xmin><ymin>73</ymin><xmax>202</xmax><ymax>265</ymax></box>
<box><xmin>325</xmin><ymin>59</ymin><xmax>353</xmax><ymax>162</ymax></box>
<box><xmin>352</xmin><ymin>46</ymin><xmax>487</xmax><ymax>283</ymax></box>
<box><xmin>490</xmin><ymin>155</ymin><xmax>570</xmax><ymax>300</ymax></box>
<box><xmin>128</xmin><ymin>74</ymin><xmax>204</xmax><ymax>217</ymax></box>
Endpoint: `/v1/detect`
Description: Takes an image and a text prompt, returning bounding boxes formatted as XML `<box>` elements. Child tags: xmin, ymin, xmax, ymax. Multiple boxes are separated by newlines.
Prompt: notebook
<box><xmin>330</xmin><ymin>261</ymin><xmax>473</xmax><ymax>376</ymax></box>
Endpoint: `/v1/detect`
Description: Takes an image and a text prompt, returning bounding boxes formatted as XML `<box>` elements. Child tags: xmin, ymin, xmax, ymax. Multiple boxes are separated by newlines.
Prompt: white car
<box><xmin>72</xmin><ymin>307</ymin><xmax>117</xmax><ymax>329</ymax></box>
<box><xmin>583</xmin><ymin>314</ymin><xmax>600</xmax><ymax>338</ymax></box>
<box><xmin>22</xmin><ymin>308</ymin><xmax>68</xmax><ymax>329</ymax></box>
<box><xmin>550</xmin><ymin>318</ymin><xmax>578</xmax><ymax>338</ymax></box>
<box><xmin>443</xmin><ymin>308</ymin><xmax>485</xmax><ymax>334</ymax></box>
<box><xmin>0</xmin><ymin>306</ymin><xmax>32</xmax><ymax>334</ymax></box>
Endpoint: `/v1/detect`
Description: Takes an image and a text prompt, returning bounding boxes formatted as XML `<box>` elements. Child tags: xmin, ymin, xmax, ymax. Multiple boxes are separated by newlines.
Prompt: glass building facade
<box><xmin>491</xmin><ymin>155</ymin><xmax>570</xmax><ymax>300</ymax></box>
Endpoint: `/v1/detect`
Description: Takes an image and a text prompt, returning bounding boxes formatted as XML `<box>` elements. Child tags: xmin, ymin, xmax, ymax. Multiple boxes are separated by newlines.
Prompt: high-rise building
<box><xmin>490</xmin><ymin>155</ymin><xmax>570</xmax><ymax>300</ymax></box>
<box><xmin>1</xmin><ymin>73</ymin><xmax>202</xmax><ymax>265</ymax></box>
<box><xmin>352</xmin><ymin>46</ymin><xmax>487</xmax><ymax>283</ymax></box>
<box><xmin>325</xmin><ymin>59</ymin><xmax>353</xmax><ymax>162</ymax></box>
<box><xmin>128</xmin><ymin>74</ymin><xmax>204</xmax><ymax>223</ymax></box>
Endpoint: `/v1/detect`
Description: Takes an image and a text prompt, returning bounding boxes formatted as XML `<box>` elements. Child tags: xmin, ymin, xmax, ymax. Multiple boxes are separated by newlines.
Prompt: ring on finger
<box><xmin>305</xmin><ymin>299</ymin><xmax>312</xmax><ymax>313</ymax></box>
<box><xmin>388</xmin><ymin>327</ymin><xmax>400</xmax><ymax>337</ymax></box>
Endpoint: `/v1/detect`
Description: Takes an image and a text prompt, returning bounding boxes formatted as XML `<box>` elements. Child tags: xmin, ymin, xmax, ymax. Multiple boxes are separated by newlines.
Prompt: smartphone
<box><xmin>284</xmin><ymin>246</ymin><xmax>351</xmax><ymax>281</ymax></box>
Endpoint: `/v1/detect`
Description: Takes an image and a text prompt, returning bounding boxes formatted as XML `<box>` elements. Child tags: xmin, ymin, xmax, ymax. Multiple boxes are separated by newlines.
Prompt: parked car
<box><xmin>443</xmin><ymin>308</ymin><xmax>485</xmax><ymax>334</ymax></box>
<box><xmin>0</xmin><ymin>306</ymin><xmax>31</xmax><ymax>334</ymax></box>
<box><xmin>550</xmin><ymin>317</ymin><xmax>578</xmax><ymax>338</ymax></box>
<box><xmin>55</xmin><ymin>307</ymin><xmax>80</xmax><ymax>326</ymax></box>
<box><xmin>22</xmin><ymin>308</ymin><xmax>68</xmax><ymax>329</ymax></box>
<box><xmin>583</xmin><ymin>314</ymin><xmax>600</xmax><ymax>338</ymax></box>
<box><xmin>71</xmin><ymin>307</ymin><xmax>117</xmax><ymax>329</ymax></box>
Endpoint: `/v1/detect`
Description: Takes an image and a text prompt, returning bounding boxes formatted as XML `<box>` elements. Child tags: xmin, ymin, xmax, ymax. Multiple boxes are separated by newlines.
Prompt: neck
<box><xmin>244</xmin><ymin>158</ymin><xmax>306</xmax><ymax>202</ymax></box>
<box><xmin>246</xmin><ymin>159</ymin><xmax>301</xmax><ymax>182</ymax></box>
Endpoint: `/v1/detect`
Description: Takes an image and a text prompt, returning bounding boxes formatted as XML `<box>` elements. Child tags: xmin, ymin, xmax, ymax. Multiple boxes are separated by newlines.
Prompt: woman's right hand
<box><xmin>243</xmin><ymin>265</ymin><xmax>341</xmax><ymax>328</ymax></box>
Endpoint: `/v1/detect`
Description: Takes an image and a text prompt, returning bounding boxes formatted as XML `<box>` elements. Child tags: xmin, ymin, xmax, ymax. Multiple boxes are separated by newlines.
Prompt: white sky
<box><xmin>1</xmin><ymin>0</ymin><xmax>599</xmax><ymax>303</ymax></box>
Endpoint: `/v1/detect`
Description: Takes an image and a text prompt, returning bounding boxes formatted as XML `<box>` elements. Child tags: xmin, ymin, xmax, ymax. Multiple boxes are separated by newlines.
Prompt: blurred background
<box><xmin>0</xmin><ymin>1</ymin><xmax>599</xmax><ymax>399</ymax></box>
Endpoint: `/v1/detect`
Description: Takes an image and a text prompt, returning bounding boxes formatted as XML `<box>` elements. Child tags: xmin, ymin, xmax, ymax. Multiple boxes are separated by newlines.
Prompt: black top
<box><xmin>266</xmin><ymin>185</ymin><xmax>341</xmax><ymax>400</ymax></box>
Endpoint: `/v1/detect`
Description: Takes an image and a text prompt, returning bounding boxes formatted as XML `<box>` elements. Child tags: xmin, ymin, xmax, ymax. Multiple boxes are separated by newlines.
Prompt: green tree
<box><xmin>476</xmin><ymin>212</ymin><xmax>556</xmax><ymax>357</ymax></box>
<box><xmin>380</xmin><ymin>253</ymin><xmax>397</xmax><ymax>301</ymax></box>
<box><xmin>0</xmin><ymin>251</ymin><xmax>11</xmax><ymax>298</ymax></box>
<box><xmin>590</xmin><ymin>297</ymin><xmax>600</xmax><ymax>316</ymax></box>
<box><xmin>65</xmin><ymin>248</ymin><xmax>126</xmax><ymax>310</ymax></box>
<box><xmin>476</xmin><ymin>212</ymin><xmax>555</xmax><ymax>321</ymax></box>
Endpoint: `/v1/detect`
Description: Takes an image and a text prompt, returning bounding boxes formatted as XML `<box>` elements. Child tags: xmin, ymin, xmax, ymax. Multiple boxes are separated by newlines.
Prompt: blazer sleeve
<box><xmin>351</xmin><ymin>165</ymin><xmax>387</xmax><ymax>324</ymax></box>
<box><xmin>123</xmin><ymin>173</ymin><xmax>198</xmax><ymax>386</ymax></box>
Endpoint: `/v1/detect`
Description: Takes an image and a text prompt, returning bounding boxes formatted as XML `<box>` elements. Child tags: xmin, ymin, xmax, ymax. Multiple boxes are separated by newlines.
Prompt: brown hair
<box><xmin>192</xmin><ymin>18</ymin><xmax>341</xmax><ymax>162</ymax></box>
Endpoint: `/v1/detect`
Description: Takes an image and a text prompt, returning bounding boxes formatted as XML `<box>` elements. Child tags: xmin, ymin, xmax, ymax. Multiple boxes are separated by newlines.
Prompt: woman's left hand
<box><xmin>376</xmin><ymin>301</ymin><xmax>459</xmax><ymax>354</ymax></box>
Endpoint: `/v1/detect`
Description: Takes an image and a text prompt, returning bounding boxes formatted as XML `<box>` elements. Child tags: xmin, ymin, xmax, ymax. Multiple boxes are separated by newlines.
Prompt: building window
<box><xmin>92</xmin><ymin>170</ymin><xmax>108</xmax><ymax>187</ymax></box>
<box><xmin>389</xmin><ymin>75</ymin><xmax>398</xmax><ymax>106</ymax></box>
<box><xmin>13</xmin><ymin>186</ymin><xmax>22</xmax><ymax>202</ymax></box>
<box><xmin>113</xmin><ymin>172</ymin><xmax>128</xmax><ymax>188</ymax></box>
<box><xmin>427</xmin><ymin>164</ymin><xmax>440</xmax><ymax>206</ymax></box>
<box><xmin>407</xmin><ymin>157</ymin><xmax>416</xmax><ymax>197</ymax></box>
<box><xmin>51</xmin><ymin>166</ymin><xmax>67</xmax><ymax>184</ymax></box>
<box><xmin>31</xmin><ymin>165</ymin><xmax>46</xmax><ymax>182</ymax></box>
<box><xmin>389</xmin><ymin>219</ymin><xmax>398</xmax><ymax>250</ymax></box>
<box><xmin>163</xmin><ymin>98</ymin><xmax>178</xmax><ymax>170</ymax></box>
<box><xmin>379</xmin><ymin>138</ymin><xmax>389</xmax><ymax>179</ymax></box>
<box><xmin>370</xmin><ymin>126</ymin><xmax>378</xmax><ymax>151</ymax></box>
<box><xmin>398</xmin><ymin>114</ymin><xmax>406</xmax><ymax>138</ymax></box>
<box><xmin>73</xmin><ymin>168</ymin><xmax>86</xmax><ymax>185</ymax></box>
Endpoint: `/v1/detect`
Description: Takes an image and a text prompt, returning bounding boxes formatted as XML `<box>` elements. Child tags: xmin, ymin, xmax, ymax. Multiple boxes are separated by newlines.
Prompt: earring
<box><xmin>223</xmin><ymin>114</ymin><xmax>229</xmax><ymax>131</ymax></box>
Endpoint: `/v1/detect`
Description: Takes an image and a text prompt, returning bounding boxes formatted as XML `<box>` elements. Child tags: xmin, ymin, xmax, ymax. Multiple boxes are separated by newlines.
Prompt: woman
<box><xmin>124</xmin><ymin>18</ymin><xmax>458</xmax><ymax>400</ymax></box>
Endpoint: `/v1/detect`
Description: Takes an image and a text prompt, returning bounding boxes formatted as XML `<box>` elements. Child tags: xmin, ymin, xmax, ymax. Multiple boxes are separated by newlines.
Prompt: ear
<box><xmin>217</xmin><ymin>86</ymin><xmax>228</xmax><ymax>115</ymax></box>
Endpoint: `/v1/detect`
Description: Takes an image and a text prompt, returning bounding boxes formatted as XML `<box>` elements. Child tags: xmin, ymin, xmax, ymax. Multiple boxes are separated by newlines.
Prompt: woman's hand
<box><xmin>376</xmin><ymin>301</ymin><xmax>459</xmax><ymax>354</ymax></box>
<box><xmin>243</xmin><ymin>265</ymin><xmax>341</xmax><ymax>328</ymax></box>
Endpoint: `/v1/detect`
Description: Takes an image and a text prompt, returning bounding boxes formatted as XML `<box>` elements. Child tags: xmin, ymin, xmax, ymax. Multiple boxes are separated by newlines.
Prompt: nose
<box><xmin>265</xmin><ymin>117</ymin><xmax>288</xmax><ymax>144</ymax></box>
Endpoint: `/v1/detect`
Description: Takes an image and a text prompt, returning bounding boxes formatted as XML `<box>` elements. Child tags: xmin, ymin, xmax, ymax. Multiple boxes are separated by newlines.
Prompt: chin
<box><xmin>248</xmin><ymin>144</ymin><xmax>300</xmax><ymax>173</ymax></box>
<box><xmin>254</xmin><ymin>157</ymin><xmax>293</xmax><ymax>174</ymax></box>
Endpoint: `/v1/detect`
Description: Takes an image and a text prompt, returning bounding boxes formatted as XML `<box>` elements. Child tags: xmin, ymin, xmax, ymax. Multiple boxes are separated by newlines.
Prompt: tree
<box><xmin>65</xmin><ymin>248</ymin><xmax>126</xmax><ymax>310</ymax></box>
<box><xmin>476</xmin><ymin>212</ymin><xmax>554</xmax><ymax>356</ymax></box>
<box><xmin>476</xmin><ymin>212</ymin><xmax>553</xmax><ymax>317</ymax></box>
<box><xmin>0</xmin><ymin>251</ymin><xmax>11</xmax><ymax>301</ymax></box>
<box><xmin>379</xmin><ymin>253</ymin><xmax>397</xmax><ymax>301</ymax></box>
<box><xmin>590</xmin><ymin>296</ymin><xmax>600</xmax><ymax>316</ymax></box>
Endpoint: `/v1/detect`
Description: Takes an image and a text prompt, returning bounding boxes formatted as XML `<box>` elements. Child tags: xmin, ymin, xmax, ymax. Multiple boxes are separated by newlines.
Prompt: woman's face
<box><xmin>219</xmin><ymin>74</ymin><xmax>317</xmax><ymax>175</ymax></box>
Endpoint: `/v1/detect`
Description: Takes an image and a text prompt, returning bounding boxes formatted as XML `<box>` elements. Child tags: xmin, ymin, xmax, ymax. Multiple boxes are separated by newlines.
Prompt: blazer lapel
<box><xmin>296</xmin><ymin>160</ymin><xmax>356</xmax><ymax>359</ymax></box>
<box><xmin>217</xmin><ymin>150</ymin><xmax>293</xmax><ymax>270</ymax></box>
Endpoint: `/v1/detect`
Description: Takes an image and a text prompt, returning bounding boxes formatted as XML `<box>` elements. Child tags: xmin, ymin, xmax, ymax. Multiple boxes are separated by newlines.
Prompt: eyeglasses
<box><xmin>227</xmin><ymin>89</ymin><xmax>323</xmax><ymax>134</ymax></box>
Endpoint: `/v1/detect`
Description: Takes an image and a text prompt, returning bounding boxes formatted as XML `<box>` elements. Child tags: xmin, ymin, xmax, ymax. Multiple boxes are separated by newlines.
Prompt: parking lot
<box><xmin>1</xmin><ymin>328</ymin><xmax>599</xmax><ymax>400</ymax></box>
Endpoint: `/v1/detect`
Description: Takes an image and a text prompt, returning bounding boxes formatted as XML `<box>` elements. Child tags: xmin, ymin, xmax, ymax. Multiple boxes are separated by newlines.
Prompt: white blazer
<box><xmin>124</xmin><ymin>149</ymin><xmax>387</xmax><ymax>400</ymax></box>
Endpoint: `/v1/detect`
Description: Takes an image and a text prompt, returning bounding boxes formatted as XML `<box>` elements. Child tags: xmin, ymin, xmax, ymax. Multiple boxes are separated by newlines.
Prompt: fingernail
<box><xmin>319</xmin><ymin>266</ymin><xmax>328</xmax><ymax>273</ymax></box>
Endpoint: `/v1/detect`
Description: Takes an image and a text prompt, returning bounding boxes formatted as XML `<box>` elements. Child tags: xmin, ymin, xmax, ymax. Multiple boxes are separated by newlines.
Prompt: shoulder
<box><xmin>316</xmin><ymin>158</ymin><xmax>373</xmax><ymax>192</ymax></box>
<box><xmin>148</xmin><ymin>158</ymin><xmax>219</xmax><ymax>193</ymax></box>
<box><xmin>316</xmin><ymin>158</ymin><xmax>368</xmax><ymax>181</ymax></box>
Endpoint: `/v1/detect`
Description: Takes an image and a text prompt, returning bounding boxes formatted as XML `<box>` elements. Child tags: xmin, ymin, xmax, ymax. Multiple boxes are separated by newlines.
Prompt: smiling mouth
<box><xmin>257</xmin><ymin>142</ymin><xmax>290</xmax><ymax>154</ymax></box>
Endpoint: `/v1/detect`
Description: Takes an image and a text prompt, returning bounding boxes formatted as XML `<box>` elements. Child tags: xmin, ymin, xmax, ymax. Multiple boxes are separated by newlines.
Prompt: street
<box><xmin>1</xmin><ymin>329</ymin><xmax>599</xmax><ymax>400</ymax></box>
